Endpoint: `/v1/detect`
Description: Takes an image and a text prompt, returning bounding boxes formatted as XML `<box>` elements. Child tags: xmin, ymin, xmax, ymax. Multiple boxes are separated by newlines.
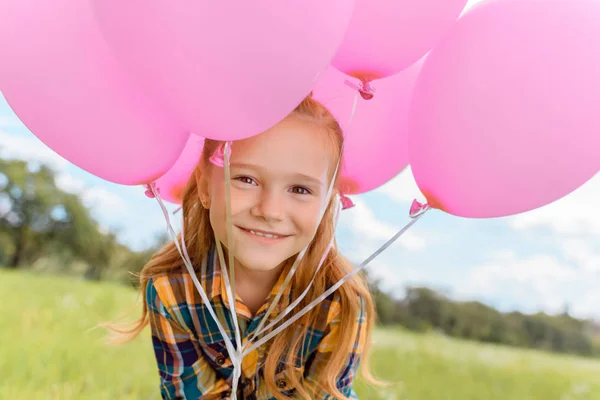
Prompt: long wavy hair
<box><xmin>106</xmin><ymin>95</ymin><xmax>379</xmax><ymax>399</ymax></box>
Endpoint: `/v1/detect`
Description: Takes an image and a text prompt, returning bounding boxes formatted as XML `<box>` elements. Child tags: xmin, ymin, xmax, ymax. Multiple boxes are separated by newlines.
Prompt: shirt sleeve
<box><xmin>146</xmin><ymin>277</ymin><xmax>232</xmax><ymax>399</ymax></box>
<box><xmin>302</xmin><ymin>294</ymin><xmax>368</xmax><ymax>399</ymax></box>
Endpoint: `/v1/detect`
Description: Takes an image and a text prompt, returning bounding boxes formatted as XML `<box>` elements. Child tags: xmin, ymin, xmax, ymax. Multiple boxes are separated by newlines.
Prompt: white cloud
<box><xmin>377</xmin><ymin>166</ymin><xmax>425</xmax><ymax>205</ymax></box>
<box><xmin>456</xmin><ymin>251</ymin><xmax>584</xmax><ymax>315</ymax></box>
<box><xmin>0</xmin><ymin>115</ymin><xmax>22</xmax><ymax>128</ymax></box>
<box><xmin>343</xmin><ymin>198</ymin><xmax>397</xmax><ymax>239</ymax></box>
<box><xmin>341</xmin><ymin>197</ymin><xmax>427</xmax><ymax>253</ymax></box>
<box><xmin>365</xmin><ymin>260</ymin><xmax>426</xmax><ymax>295</ymax></box>
<box><xmin>399</xmin><ymin>231</ymin><xmax>427</xmax><ymax>252</ymax></box>
<box><xmin>82</xmin><ymin>187</ymin><xmax>128</xmax><ymax>215</ymax></box>
<box><xmin>571</xmin><ymin>291</ymin><xmax>600</xmax><ymax>320</ymax></box>
<box><xmin>1</xmin><ymin>130</ymin><xmax>128</xmax><ymax>219</ymax></box>
<box><xmin>560</xmin><ymin>238</ymin><xmax>600</xmax><ymax>274</ymax></box>
<box><xmin>476</xmin><ymin>252</ymin><xmax>577</xmax><ymax>290</ymax></box>
<box><xmin>506</xmin><ymin>174</ymin><xmax>600</xmax><ymax>236</ymax></box>
<box><xmin>501</xmin><ymin>174</ymin><xmax>600</xmax><ymax>308</ymax></box>
<box><xmin>55</xmin><ymin>173</ymin><xmax>86</xmax><ymax>194</ymax></box>
<box><xmin>0</xmin><ymin>130</ymin><xmax>68</xmax><ymax>171</ymax></box>
<box><xmin>455</xmin><ymin>247</ymin><xmax>600</xmax><ymax>319</ymax></box>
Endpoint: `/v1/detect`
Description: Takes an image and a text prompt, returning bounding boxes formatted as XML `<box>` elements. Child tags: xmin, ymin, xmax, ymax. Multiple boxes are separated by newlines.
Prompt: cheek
<box><xmin>209</xmin><ymin>185</ymin><xmax>224</xmax><ymax>203</ymax></box>
<box><xmin>208</xmin><ymin>206</ymin><xmax>225</xmax><ymax>238</ymax></box>
<box><xmin>295</xmin><ymin>202</ymin><xmax>324</xmax><ymax>234</ymax></box>
<box><xmin>229</xmin><ymin>189</ymin><xmax>257</xmax><ymax>214</ymax></box>
<box><xmin>207</xmin><ymin>168</ymin><xmax>227</xmax><ymax>199</ymax></box>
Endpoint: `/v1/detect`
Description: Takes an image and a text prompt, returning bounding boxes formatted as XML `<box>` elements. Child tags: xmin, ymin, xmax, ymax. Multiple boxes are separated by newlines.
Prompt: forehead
<box><xmin>230</xmin><ymin>115</ymin><xmax>335</xmax><ymax>181</ymax></box>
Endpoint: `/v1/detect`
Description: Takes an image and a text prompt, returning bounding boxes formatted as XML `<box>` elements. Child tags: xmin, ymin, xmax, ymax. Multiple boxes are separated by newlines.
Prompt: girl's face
<box><xmin>204</xmin><ymin>114</ymin><xmax>335</xmax><ymax>272</ymax></box>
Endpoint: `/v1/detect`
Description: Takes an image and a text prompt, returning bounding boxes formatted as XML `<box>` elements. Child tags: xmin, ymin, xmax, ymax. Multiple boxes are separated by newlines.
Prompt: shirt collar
<box><xmin>210</xmin><ymin>247</ymin><xmax>293</xmax><ymax>320</ymax></box>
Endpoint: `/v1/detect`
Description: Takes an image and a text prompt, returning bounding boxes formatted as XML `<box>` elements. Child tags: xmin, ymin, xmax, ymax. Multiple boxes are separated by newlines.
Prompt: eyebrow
<box><xmin>230</xmin><ymin>162</ymin><xmax>325</xmax><ymax>187</ymax></box>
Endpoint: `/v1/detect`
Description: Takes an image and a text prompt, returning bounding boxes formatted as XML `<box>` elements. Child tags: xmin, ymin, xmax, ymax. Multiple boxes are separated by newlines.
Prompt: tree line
<box><xmin>2</xmin><ymin>157</ymin><xmax>599</xmax><ymax>357</ymax></box>
<box><xmin>370</xmin><ymin>283</ymin><xmax>600</xmax><ymax>357</ymax></box>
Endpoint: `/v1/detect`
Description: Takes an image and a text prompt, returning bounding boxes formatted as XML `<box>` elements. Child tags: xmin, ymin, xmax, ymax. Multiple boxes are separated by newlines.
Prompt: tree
<box><xmin>0</xmin><ymin>158</ymin><xmax>107</xmax><ymax>270</ymax></box>
<box><xmin>367</xmin><ymin>278</ymin><xmax>397</xmax><ymax>325</ymax></box>
<box><xmin>1</xmin><ymin>159</ymin><xmax>65</xmax><ymax>267</ymax></box>
<box><xmin>404</xmin><ymin>287</ymin><xmax>447</xmax><ymax>329</ymax></box>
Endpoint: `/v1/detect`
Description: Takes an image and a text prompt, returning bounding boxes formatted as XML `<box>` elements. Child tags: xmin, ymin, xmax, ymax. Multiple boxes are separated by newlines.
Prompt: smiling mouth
<box><xmin>237</xmin><ymin>226</ymin><xmax>290</xmax><ymax>240</ymax></box>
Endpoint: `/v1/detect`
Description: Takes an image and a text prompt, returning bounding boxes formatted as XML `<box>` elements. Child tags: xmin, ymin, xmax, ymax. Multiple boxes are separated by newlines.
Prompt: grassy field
<box><xmin>2</xmin><ymin>269</ymin><xmax>600</xmax><ymax>400</ymax></box>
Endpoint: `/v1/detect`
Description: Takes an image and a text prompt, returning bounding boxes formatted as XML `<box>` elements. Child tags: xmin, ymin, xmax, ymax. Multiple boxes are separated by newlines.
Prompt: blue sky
<box><xmin>2</xmin><ymin>92</ymin><xmax>598</xmax><ymax>320</ymax></box>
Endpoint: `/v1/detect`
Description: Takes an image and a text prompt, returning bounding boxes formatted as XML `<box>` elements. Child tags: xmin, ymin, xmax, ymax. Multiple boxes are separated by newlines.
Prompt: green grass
<box><xmin>2</xmin><ymin>269</ymin><xmax>600</xmax><ymax>400</ymax></box>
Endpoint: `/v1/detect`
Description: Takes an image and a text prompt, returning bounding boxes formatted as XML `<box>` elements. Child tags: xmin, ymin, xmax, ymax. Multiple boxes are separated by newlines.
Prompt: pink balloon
<box><xmin>0</xmin><ymin>0</ymin><xmax>187</xmax><ymax>185</ymax></box>
<box><xmin>332</xmin><ymin>0</ymin><xmax>467</xmax><ymax>82</ymax></box>
<box><xmin>409</xmin><ymin>0</ymin><xmax>600</xmax><ymax>218</ymax></box>
<box><xmin>312</xmin><ymin>62</ymin><xmax>422</xmax><ymax>194</ymax></box>
<box><xmin>155</xmin><ymin>135</ymin><xmax>205</xmax><ymax>205</ymax></box>
<box><xmin>91</xmin><ymin>0</ymin><xmax>356</xmax><ymax>141</ymax></box>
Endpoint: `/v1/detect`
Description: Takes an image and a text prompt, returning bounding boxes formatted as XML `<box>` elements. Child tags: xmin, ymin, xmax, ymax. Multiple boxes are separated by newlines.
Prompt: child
<box><xmin>111</xmin><ymin>95</ymin><xmax>378</xmax><ymax>399</ymax></box>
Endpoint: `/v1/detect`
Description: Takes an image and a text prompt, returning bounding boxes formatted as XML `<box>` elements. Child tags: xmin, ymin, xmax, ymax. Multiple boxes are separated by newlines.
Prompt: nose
<box><xmin>251</xmin><ymin>189</ymin><xmax>285</xmax><ymax>222</ymax></box>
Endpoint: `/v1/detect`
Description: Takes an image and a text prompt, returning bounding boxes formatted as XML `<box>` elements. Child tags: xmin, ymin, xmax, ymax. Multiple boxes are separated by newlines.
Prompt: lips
<box><xmin>236</xmin><ymin>226</ymin><xmax>290</xmax><ymax>241</ymax></box>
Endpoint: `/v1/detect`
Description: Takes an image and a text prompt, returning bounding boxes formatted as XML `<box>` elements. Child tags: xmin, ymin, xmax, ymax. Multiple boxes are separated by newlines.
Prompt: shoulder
<box><xmin>146</xmin><ymin>267</ymin><xmax>187</xmax><ymax>307</ymax></box>
<box><xmin>309</xmin><ymin>290</ymin><xmax>368</xmax><ymax>342</ymax></box>
<box><xmin>145</xmin><ymin>266</ymin><xmax>198</xmax><ymax>328</ymax></box>
<box><xmin>318</xmin><ymin>289</ymin><xmax>368</xmax><ymax>324</ymax></box>
<box><xmin>146</xmin><ymin>246</ymin><xmax>216</xmax><ymax>310</ymax></box>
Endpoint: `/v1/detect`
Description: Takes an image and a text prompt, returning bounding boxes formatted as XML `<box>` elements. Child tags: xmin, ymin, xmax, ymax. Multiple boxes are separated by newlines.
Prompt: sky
<box><xmin>1</xmin><ymin>0</ymin><xmax>599</xmax><ymax>320</ymax></box>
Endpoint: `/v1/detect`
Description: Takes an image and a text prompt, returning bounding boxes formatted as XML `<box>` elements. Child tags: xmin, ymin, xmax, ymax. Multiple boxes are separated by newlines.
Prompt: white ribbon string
<box><xmin>250</xmin><ymin>200</ymin><xmax>342</xmax><ymax>340</ymax></box>
<box><xmin>214</xmin><ymin>240</ymin><xmax>242</xmax><ymax>394</ymax></box>
<box><xmin>148</xmin><ymin>185</ymin><xmax>240</xmax><ymax>389</ymax></box>
<box><xmin>244</xmin><ymin>91</ymin><xmax>359</xmax><ymax>348</ymax></box>
<box><xmin>221</xmin><ymin>142</ymin><xmax>244</xmax><ymax>350</ymax></box>
<box><xmin>244</xmin><ymin>150</ymin><xmax>343</xmax><ymax>348</ymax></box>
<box><xmin>348</xmin><ymin>90</ymin><xmax>360</xmax><ymax>126</ymax></box>
<box><xmin>243</xmin><ymin>207</ymin><xmax>430</xmax><ymax>356</ymax></box>
<box><xmin>218</xmin><ymin>141</ymin><xmax>245</xmax><ymax>397</ymax></box>
<box><xmin>152</xmin><ymin>88</ymin><xmax>375</xmax><ymax>398</ymax></box>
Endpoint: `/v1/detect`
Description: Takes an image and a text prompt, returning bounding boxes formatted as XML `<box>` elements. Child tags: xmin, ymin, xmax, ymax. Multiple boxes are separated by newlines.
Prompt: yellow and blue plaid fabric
<box><xmin>146</xmin><ymin>247</ymin><xmax>367</xmax><ymax>399</ymax></box>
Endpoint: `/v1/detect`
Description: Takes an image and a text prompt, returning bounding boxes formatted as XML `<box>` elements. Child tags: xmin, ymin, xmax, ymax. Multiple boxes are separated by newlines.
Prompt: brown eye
<box><xmin>235</xmin><ymin>176</ymin><xmax>257</xmax><ymax>185</ymax></box>
<box><xmin>291</xmin><ymin>186</ymin><xmax>311</xmax><ymax>195</ymax></box>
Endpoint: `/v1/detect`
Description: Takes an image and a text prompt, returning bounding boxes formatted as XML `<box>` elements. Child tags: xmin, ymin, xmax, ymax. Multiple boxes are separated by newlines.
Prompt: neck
<box><xmin>233</xmin><ymin>260</ymin><xmax>284</xmax><ymax>316</ymax></box>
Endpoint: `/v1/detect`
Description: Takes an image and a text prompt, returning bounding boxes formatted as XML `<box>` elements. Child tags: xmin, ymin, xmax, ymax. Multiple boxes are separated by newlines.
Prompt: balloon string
<box><xmin>244</xmin><ymin>150</ymin><xmax>343</xmax><ymax>347</ymax></box>
<box><xmin>222</xmin><ymin>142</ymin><xmax>243</xmax><ymax>350</ymax></box>
<box><xmin>348</xmin><ymin>90</ymin><xmax>360</xmax><ymax>126</ymax></box>
<box><xmin>151</xmin><ymin>85</ymin><xmax>373</xmax><ymax>396</ymax></box>
<box><xmin>217</xmin><ymin>141</ymin><xmax>244</xmax><ymax>397</ymax></box>
<box><xmin>245</xmin><ymin>88</ymin><xmax>358</xmax><ymax>348</ymax></box>
<box><xmin>147</xmin><ymin>183</ymin><xmax>241</xmax><ymax>399</ymax></box>
<box><xmin>250</xmin><ymin>199</ymin><xmax>342</xmax><ymax>342</ymax></box>
<box><xmin>243</xmin><ymin>206</ymin><xmax>430</xmax><ymax>356</ymax></box>
<box><xmin>251</xmin><ymin>208</ymin><xmax>339</xmax><ymax>340</ymax></box>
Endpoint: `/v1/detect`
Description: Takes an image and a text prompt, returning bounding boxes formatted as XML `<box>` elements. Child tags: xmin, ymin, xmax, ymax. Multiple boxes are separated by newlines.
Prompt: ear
<box><xmin>195</xmin><ymin>169</ymin><xmax>211</xmax><ymax>209</ymax></box>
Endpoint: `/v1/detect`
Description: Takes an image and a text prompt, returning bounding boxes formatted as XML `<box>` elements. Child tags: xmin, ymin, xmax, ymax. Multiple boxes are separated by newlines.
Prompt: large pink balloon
<box><xmin>155</xmin><ymin>135</ymin><xmax>205</xmax><ymax>204</ymax></box>
<box><xmin>91</xmin><ymin>0</ymin><xmax>356</xmax><ymax>141</ymax></box>
<box><xmin>312</xmin><ymin>62</ymin><xmax>422</xmax><ymax>194</ymax></box>
<box><xmin>332</xmin><ymin>0</ymin><xmax>467</xmax><ymax>82</ymax></box>
<box><xmin>409</xmin><ymin>0</ymin><xmax>600</xmax><ymax>218</ymax></box>
<box><xmin>0</xmin><ymin>0</ymin><xmax>187</xmax><ymax>185</ymax></box>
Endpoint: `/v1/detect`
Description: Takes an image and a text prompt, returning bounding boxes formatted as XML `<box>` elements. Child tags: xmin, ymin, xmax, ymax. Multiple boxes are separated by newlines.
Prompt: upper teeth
<box><xmin>249</xmin><ymin>230</ymin><xmax>279</xmax><ymax>239</ymax></box>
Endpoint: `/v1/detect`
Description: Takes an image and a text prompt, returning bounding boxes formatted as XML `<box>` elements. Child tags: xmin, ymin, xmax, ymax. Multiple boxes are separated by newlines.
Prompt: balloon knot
<box><xmin>409</xmin><ymin>199</ymin><xmax>430</xmax><ymax>218</ymax></box>
<box><xmin>209</xmin><ymin>143</ymin><xmax>225</xmax><ymax>167</ymax></box>
<box><xmin>144</xmin><ymin>183</ymin><xmax>159</xmax><ymax>199</ymax></box>
<box><xmin>344</xmin><ymin>79</ymin><xmax>376</xmax><ymax>100</ymax></box>
<box><xmin>340</xmin><ymin>193</ymin><xmax>355</xmax><ymax>210</ymax></box>
<box><xmin>209</xmin><ymin>141</ymin><xmax>232</xmax><ymax>167</ymax></box>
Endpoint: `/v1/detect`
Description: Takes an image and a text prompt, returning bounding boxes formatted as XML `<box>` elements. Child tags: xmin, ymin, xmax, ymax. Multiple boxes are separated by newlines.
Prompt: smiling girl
<box><xmin>111</xmin><ymin>95</ymin><xmax>378</xmax><ymax>399</ymax></box>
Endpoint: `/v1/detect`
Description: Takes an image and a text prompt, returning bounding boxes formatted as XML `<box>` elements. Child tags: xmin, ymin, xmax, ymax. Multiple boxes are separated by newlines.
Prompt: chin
<box><xmin>235</xmin><ymin>250</ymin><xmax>289</xmax><ymax>272</ymax></box>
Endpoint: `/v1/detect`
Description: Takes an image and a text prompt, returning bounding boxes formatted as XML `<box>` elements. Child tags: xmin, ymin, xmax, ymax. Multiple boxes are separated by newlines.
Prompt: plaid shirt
<box><xmin>146</xmin><ymin>248</ymin><xmax>367</xmax><ymax>399</ymax></box>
